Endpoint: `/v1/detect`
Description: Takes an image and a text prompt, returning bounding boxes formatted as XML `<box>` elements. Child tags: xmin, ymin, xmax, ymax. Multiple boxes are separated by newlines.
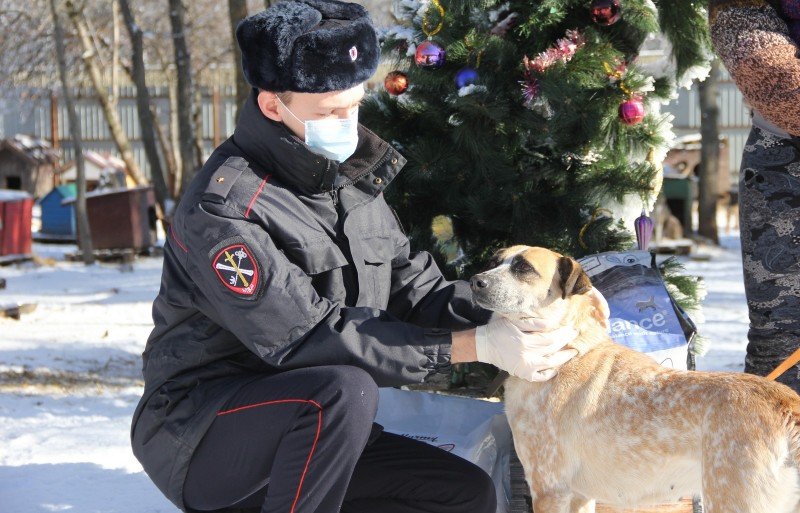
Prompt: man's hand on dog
<box><xmin>451</xmin><ymin>287</ymin><xmax>610</xmax><ymax>382</ymax></box>
<box><xmin>474</xmin><ymin>318</ymin><xmax>579</xmax><ymax>382</ymax></box>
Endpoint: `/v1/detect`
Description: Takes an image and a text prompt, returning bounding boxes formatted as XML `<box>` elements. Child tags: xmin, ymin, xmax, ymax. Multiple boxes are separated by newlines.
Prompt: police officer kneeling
<box><xmin>131</xmin><ymin>1</ymin><xmax>576</xmax><ymax>512</ymax></box>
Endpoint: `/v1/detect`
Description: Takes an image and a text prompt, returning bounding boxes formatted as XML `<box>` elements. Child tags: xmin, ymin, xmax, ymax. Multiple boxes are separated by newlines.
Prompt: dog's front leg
<box><xmin>569</xmin><ymin>495</ymin><xmax>595</xmax><ymax>513</ymax></box>
<box><xmin>531</xmin><ymin>493</ymin><xmax>572</xmax><ymax>513</ymax></box>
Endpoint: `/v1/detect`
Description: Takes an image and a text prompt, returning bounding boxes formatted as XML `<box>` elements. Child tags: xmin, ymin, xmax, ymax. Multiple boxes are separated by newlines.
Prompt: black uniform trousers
<box><xmin>182</xmin><ymin>366</ymin><xmax>497</xmax><ymax>513</ymax></box>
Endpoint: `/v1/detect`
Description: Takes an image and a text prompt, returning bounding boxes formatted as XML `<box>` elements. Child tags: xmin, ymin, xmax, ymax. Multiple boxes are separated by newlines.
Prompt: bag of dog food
<box><xmin>375</xmin><ymin>388</ymin><xmax>513</xmax><ymax>513</ymax></box>
<box><xmin>578</xmin><ymin>250</ymin><xmax>697</xmax><ymax>370</ymax></box>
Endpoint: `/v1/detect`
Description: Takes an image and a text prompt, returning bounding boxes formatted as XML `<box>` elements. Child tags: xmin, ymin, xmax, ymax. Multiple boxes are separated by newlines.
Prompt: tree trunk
<box><xmin>264</xmin><ymin>0</ymin><xmax>277</xmax><ymax>8</ymax></box>
<box><xmin>698</xmin><ymin>58</ymin><xmax>721</xmax><ymax>244</ymax></box>
<box><xmin>168</xmin><ymin>0</ymin><xmax>200</xmax><ymax>196</ymax></box>
<box><xmin>228</xmin><ymin>0</ymin><xmax>250</xmax><ymax>121</ymax></box>
<box><xmin>192</xmin><ymin>86</ymin><xmax>206</xmax><ymax>168</ymax></box>
<box><xmin>50</xmin><ymin>0</ymin><xmax>94</xmax><ymax>265</ymax></box>
<box><xmin>65</xmin><ymin>0</ymin><xmax>148</xmax><ymax>187</ymax></box>
<box><xmin>152</xmin><ymin>43</ymin><xmax>183</xmax><ymax>188</ymax></box>
<box><xmin>151</xmin><ymin>105</ymin><xmax>178</xmax><ymax>196</ymax></box>
<box><xmin>111</xmin><ymin>0</ymin><xmax>119</xmax><ymax>105</ymax></box>
<box><xmin>118</xmin><ymin>0</ymin><xmax>175</xmax><ymax>221</ymax></box>
<box><xmin>167</xmin><ymin>69</ymin><xmax>183</xmax><ymax>190</ymax></box>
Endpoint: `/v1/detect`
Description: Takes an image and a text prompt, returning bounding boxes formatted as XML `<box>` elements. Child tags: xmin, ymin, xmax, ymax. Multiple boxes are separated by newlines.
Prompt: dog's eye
<box><xmin>512</xmin><ymin>259</ymin><xmax>535</xmax><ymax>274</ymax></box>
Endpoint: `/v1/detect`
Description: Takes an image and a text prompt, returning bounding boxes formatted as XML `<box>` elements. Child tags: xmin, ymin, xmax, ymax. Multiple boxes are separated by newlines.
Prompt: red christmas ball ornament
<box><xmin>384</xmin><ymin>71</ymin><xmax>409</xmax><ymax>95</ymax></box>
<box><xmin>415</xmin><ymin>40</ymin><xmax>446</xmax><ymax>69</ymax></box>
<box><xmin>619</xmin><ymin>96</ymin><xmax>645</xmax><ymax>125</ymax></box>
<box><xmin>590</xmin><ymin>0</ymin><xmax>622</xmax><ymax>26</ymax></box>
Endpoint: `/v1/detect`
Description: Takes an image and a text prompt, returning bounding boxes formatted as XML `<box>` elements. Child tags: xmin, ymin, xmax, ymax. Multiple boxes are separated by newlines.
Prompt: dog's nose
<box><xmin>471</xmin><ymin>276</ymin><xmax>488</xmax><ymax>289</ymax></box>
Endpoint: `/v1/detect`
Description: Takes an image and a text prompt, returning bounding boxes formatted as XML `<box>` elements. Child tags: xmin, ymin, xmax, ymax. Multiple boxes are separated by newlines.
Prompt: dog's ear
<box><xmin>558</xmin><ymin>256</ymin><xmax>592</xmax><ymax>299</ymax></box>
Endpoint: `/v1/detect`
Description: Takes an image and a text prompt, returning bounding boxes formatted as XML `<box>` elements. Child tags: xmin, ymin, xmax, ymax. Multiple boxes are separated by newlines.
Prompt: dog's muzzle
<box><xmin>470</xmin><ymin>273</ymin><xmax>492</xmax><ymax>291</ymax></box>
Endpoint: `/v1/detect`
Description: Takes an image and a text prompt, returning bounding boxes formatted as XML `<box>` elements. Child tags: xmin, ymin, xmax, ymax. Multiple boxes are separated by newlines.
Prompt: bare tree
<box><xmin>64</xmin><ymin>0</ymin><xmax>148</xmax><ymax>186</ymax></box>
<box><xmin>192</xmin><ymin>87</ymin><xmax>206</xmax><ymax>164</ymax></box>
<box><xmin>151</xmin><ymin>104</ymin><xmax>179</xmax><ymax>194</ymax></box>
<box><xmin>698</xmin><ymin>59</ymin><xmax>721</xmax><ymax>244</ymax></box>
<box><xmin>111</xmin><ymin>0</ymin><xmax>119</xmax><ymax>103</ymax></box>
<box><xmin>2</xmin><ymin>0</ymin><xmax>236</xmax><ymax>197</ymax></box>
<box><xmin>49</xmin><ymin>0</ymin><xmax>93</xmax><ymax>264</ymax></box>
<box><xmin>92</xmin><ymin>28</ymin><xmax>182</xmax><ymax>198</ymax></box>
<box><xmin>149</xmin><ymin>43</ymin><xmax>183</xmax><ymax>188</ymax></box>
<box><xmin>228</xmin><ymin>0</ymin><xmax>249</xmax><ymax>121</ymax></box>
<box><xmin>0</xmin><ymin>0</ymin><xmax>58</xmax><ymax>96</ymax></box>
<box><xmin>117</xmin><ymin>0</ymin><xmax>174</xmax><ymax>220</ymax></box>
<box><xmin>168</xmin><ymin>0</ymin><xmax>200</xmax><ymax>195</ymax></box>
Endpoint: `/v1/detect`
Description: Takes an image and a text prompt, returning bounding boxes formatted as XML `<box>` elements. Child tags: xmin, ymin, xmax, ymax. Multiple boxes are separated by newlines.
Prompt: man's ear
<box><xmin>557</xmin><ymin>256</ymin><xmax>592</xmax><ymax>299</ymax></box>
<box><xmin>257</xmin><ymin>90</ymin><xmax>283</xmax><ymax>123</ymax></box>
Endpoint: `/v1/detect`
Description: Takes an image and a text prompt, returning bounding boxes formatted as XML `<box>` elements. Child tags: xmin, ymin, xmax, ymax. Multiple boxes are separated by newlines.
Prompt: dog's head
<box><xmin>470</xmin><ymin>246</ymin><xmax>594</xmax><ymax>322</ymax></box>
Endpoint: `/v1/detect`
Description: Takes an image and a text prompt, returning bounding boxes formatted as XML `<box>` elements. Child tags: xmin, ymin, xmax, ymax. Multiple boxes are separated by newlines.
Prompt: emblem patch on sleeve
<box><xmin>212</xmin><ymin>243</ymin><xmax>259</xmax><ymax>296</ymax></box>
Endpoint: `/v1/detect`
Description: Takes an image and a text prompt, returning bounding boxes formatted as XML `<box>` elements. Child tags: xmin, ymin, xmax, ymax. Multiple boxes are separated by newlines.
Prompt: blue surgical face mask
<box><xmin>277</xmin><ymin>97</ymin><xmax>359</xmax><ymax>163</ymax></box>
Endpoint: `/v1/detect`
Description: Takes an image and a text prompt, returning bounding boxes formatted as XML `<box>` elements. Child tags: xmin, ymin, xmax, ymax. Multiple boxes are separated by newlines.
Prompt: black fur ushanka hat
<box><xmin>236</xmin><ymin>0</ymin><xmax>381</xmax><ymax>93</ymax></box>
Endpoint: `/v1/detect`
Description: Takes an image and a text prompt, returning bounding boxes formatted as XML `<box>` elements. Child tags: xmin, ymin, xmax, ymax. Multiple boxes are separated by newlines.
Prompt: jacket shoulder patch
<box><xmin>211</xmin><ymin>242</ymin><xmax>260</xmax><ymax>296</ymax></box>
<box><xmin>205</xmin><ymin>157</ymin><xmax>249</xmax><ymax>200</ymax></box>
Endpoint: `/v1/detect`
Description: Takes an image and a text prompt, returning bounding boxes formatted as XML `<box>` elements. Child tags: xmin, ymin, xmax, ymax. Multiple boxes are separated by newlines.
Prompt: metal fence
<box><xmin>2</xmin><ymin>85</ymin><xmax>241</xmax><ymax>179</ymax></box>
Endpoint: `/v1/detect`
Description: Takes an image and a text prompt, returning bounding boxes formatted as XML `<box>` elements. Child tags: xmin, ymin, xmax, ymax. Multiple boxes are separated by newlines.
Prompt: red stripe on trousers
<box><xmin>216</xmin><ymin>398</ymin><xmax>323</xmax><ymax>513</ymax></box>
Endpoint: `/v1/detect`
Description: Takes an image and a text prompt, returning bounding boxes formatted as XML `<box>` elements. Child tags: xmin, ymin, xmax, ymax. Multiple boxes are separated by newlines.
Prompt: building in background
<box><xmin>57</xmin><ymin>150</ymin><xmax>132</xmax><ymax>191</ymax></box>
<box><xmin>0</xmin><ymin>135</ymin><xmax>59</xmax><ymax>198</ymax></box>
<box><xmin>38</xmin><ymin>184</ymin><xmax>77</xmax><ymax>240</ymax></box>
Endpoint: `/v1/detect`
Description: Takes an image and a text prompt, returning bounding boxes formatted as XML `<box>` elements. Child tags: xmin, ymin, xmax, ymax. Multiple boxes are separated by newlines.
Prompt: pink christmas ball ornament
<box><xmin>619</xmin><ymin>96</ymin><xmax>646</xmax><ymax>125</ymax></box>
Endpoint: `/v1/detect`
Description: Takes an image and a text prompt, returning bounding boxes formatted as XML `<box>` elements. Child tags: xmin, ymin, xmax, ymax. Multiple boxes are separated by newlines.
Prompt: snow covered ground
<box><xmin>0</xmin><ymin>236</ymin><xmax>750</xmax><ymax>512</ymax></box>
<box><xmin>687</xmin><ymin>233</ymin><xmax>750</xmax><ymax>373</ymax></box>
<box><xmin>0</xmin><ymin>244</ymin><xmax>175</xmax><ymax>512</ymax></box>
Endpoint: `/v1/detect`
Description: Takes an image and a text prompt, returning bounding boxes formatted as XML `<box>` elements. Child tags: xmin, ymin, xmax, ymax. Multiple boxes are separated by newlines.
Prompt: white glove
<box><xmin>475</xmin><ymin>317</ymin><xmax>579</xmax><ymax>382</ymax></box>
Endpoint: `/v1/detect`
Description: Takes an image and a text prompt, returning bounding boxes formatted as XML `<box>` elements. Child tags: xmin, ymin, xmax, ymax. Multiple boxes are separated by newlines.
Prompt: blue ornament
<box><xmin>455</xmin><ymin>67</ymin><xmax>479</xmax><ymax>89</ymax></box>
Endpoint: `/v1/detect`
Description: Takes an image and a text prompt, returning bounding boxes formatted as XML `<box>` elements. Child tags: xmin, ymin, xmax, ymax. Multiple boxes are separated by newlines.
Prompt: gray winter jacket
<box><xmin>130</xmin><ymin>91</ymin><xmax>491</xmax><ymax>511</ymax></box>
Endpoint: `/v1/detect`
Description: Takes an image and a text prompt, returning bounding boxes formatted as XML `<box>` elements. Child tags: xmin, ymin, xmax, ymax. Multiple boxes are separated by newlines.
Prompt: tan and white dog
<box><xmin>470</xmin><ymin>245</ymin><xmax>800</xmax><ymax>513</ymax></box>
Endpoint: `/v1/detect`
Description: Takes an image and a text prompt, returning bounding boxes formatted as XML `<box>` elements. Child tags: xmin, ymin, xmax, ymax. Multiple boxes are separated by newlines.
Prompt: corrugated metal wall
<box><xmin>661</xmin><ymin>66</ymin><xmax>751</xmax><ymax>190</ymax></box>
<box><xmin>3</xmin><ymin>86</ymin><xmax>240</xmax><ymax>179</ymax></box>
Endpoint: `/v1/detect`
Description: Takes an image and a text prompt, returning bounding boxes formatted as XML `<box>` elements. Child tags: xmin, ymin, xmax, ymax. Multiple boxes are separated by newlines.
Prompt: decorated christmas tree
<box><xmin>361</xmin><ymin>0</ymin><xmax>712</xmax><ymax>313</ymax></box>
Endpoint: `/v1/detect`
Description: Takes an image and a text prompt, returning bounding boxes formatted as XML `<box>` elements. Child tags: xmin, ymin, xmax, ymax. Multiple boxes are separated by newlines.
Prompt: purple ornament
<box><xmin>634</xmin><ymin>210</ymin><xmax>654</xmax><ymax>251</ymax></box>
<box><xmin>455</xmin><ymin>67</ymin><xmax>479</xmax><ymax>89</ymax></box>
<box><xmin>781</xmin><ymin>0</ymin><xmax>800</xmax><ymax>19</ymax></box>
<box><xmin>415</xmin><ymin>40</ymin><xmax>446</xmax><ymax>69</ymax></box>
